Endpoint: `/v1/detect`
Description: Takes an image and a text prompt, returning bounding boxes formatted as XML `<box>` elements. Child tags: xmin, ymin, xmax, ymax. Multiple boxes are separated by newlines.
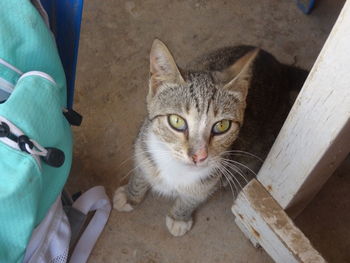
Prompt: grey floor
<box><xmin>67</xmin><ymin>0</ymin><xmax>349</xmax><ymax>262</ymax></box>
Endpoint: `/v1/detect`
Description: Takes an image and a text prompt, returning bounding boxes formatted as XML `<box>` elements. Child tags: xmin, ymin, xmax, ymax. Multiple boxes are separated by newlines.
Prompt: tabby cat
<box><xmin>113</xmin><ymin>39</ymin><xmax>308</xmax><ymax>237</ymax></box>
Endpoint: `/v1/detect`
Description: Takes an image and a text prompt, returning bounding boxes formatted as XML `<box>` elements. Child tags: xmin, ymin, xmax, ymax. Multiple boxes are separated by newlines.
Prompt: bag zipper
<box><xmin>0</xmin><ymin>116</ymin><xmax>65</xmax><ymax>169</ymax></box>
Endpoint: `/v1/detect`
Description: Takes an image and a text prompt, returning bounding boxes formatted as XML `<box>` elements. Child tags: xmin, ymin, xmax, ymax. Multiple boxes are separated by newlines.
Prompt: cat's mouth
<box><xmin>182</xmin><ymin>156</ymin><xmax>211</xmax><ymax>168</ymax></box>
<box><xmin>193</xmin><ymin>159</ymin><xmax>210</xmax><ymax>168</ymax></box>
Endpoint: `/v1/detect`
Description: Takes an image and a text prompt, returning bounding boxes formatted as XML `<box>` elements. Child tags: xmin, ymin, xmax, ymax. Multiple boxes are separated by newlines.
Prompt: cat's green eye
<box><xmin>168</xmin><ymin>114</ymin><xmax>187</xmax><ymax>132</ymax></box>
<box><xmin>212</xmin><ymin>120</ymin><xmax>231</xmax><ymax>135</ymax></box>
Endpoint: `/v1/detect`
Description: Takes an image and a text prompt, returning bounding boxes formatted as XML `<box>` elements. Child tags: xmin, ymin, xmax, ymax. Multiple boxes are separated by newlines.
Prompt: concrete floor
<box><xmin>66</xmin><ymin>0</ymin><xmax>348</xmax><ymax>262</ymax></box>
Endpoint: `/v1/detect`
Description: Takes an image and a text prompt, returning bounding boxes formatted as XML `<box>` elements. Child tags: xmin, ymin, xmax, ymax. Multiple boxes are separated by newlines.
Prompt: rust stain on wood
<box><xmin>251</xmin><ymin>227</ymin><xmax>260</xmax><ymax>238</ymax></box>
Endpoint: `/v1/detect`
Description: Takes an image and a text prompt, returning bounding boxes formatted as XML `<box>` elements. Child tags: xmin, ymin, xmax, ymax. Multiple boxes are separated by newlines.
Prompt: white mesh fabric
<box><xmin>50</xmin><ymin>249</ymin><xmax>69</xmax><ymax>263</ymax></box>
<box><xmin>25</xmin><ymin>186</ymin><xmax>111</xmax><ymax>263</ymax></box>
<box><xmin>24</xmin><ymin>195</ymin><xmax>71</xmax><ymax>263</ymax></box>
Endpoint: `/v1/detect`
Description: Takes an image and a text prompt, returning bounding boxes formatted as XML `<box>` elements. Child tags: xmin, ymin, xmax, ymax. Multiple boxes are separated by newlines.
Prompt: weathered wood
<box><xmin>257</xmin><ymin>0</ymin><xmax>350</xmax><ymax>216</ymax></box>
<box><xmin>232</xmin><ymin>179</ymin><xmax>326</xmax><ymax>263</ymax></box>
<box><xmin>233</xmin><ymin>2</ymin><xmax>349</xmax><ymax>260</ymax></box>
<box><xmin>234</xmin><ymin>216</ymin><xmax>260</xmax><ymax>248</ymax></box>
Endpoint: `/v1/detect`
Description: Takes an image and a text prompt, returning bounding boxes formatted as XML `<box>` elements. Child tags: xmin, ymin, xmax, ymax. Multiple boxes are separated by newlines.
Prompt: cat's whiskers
<box><xmin>214</xmin><ymin>160</ymin><xmax>253</xmax><ymax>203</ymax></box>
<box><xmin>141</xmin><ymin>138</ymin><xmax>174</xmax><ymax>149</ymax></box>
<box><xmin>221</xmin><ymin>158</ymin><xmax>257</xmax><ymax>177</ymax></box>
<box><xmin>141</xmin><ymin>139</ymin><xmax>186</xmax><ymax>160</ymax></box>
<box><xmin>119</xmin><ymin>136</ymin><xmax>175</xmax><ymax>166</ymax></box>
<box><xmin>220</xmin><ymin>150</ymin><xmax>263</xmax><ymax>162</ymax></box>
<box><xmin>219</xmin><ymin>163</ymin><xmax>245</xmax><ymax>191</ymax></box>
<box><xmin>213</xmin><ymin>165</ymin><xmax>237</xmax><ymax>199</ymax></box>
<box><xmin>221</xmin><ymin>163</ymin><xmax>250</xmax><ymax>200</ymax></box>
<box><xmin>120</xmin><ymin>158</ymin><xmax>153</xmax><ymax>181</ymax></box>
<box><xmin>220</xmin><ymin>160</ymin><xmax>249</xmax><ymax>184</ymax></box>
<box><xmin>220</xmin><ymin>164</ymin><xmax>251</xmax><ymax>197</ymax></box>
<box><xmin>119</xmin><ymin>148</ymin><xmax>179</xmax><ymax>167</ymax></box>
<box><xmin>212</xmin><ymin>157</ymin><xmax>243</xmax><ymax>185</ymax></box>
<box><xmin>120</xmin><ymin>153</ymin><xmax>172</xmax><ymax>181</ymax></box>
<box><xmin>212</xmin><ymin>157</ymin><xmax>240</xmax><ymax>194</ymax></box>
<box><xmin>221</xmin><ymin>159</ymin><xmax>264</xmax><ymax>204</ymax></box>
<box><xmin>120</xmin><ymin>135</ymin><xmax>184</xmax><ymax>161</ymax></box>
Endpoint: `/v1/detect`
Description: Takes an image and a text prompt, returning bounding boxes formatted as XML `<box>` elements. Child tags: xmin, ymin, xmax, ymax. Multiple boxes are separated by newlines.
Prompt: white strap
<box><xmin>23</xmin><ymin>195</ymin><xmax>69</xmax><ymax>263</ymax></box>
<box><xmin>69</xmin><ymin>186</ymin><xmax>111</xmax><ymax>263</ymax></box>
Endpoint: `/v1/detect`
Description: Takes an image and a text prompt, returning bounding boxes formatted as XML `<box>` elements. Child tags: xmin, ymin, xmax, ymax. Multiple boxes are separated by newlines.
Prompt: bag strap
<box><xmin>69</xmin><ymin>186</ymin><xmax>111</xmax><ymax>263</ymax></box>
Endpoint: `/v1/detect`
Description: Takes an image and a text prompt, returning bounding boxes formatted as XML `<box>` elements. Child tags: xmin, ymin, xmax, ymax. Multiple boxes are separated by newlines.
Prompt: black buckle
<box><xmin>63</xmin><ymin>108</ymin><xmax>83</xmax><ymax>126</ymax></box>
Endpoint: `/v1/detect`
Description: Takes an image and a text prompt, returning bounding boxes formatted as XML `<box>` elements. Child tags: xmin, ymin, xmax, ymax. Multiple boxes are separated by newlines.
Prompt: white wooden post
<box><xmin>232</xmin><ymin>1</ymin><xmax>350</xmax><ymax>261</ymax></box>
<box><xmin>257</xmin><ymin>0</ymin><xmax>350</xmax><ymax>216</ymax></box>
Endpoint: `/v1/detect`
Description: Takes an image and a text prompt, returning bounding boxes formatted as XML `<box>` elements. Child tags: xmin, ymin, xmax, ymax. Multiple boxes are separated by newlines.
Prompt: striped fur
<box><xmin>113</xmin><ymin>39</ymin><xmax>308</xmax><ymax>236</ymax></box>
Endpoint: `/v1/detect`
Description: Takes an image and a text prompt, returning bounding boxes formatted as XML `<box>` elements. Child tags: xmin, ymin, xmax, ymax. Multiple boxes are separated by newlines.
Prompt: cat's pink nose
<box><xmin>192</xmin><ymin>148</ymin><xmax>208</xmax><ymax>164</ymax></box>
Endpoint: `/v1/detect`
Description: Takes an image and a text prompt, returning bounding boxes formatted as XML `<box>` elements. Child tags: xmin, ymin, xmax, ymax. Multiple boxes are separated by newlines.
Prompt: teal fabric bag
<box><xmin>0</xmin><ymin>0</ymin><xmax>72</xmax><ymax>262</ymax></box>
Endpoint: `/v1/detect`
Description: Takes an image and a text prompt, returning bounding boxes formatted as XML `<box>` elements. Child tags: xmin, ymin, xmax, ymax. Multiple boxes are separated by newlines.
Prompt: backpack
<box><xmin>0</xmin><ymin>1</ymin><xmax>111</xmax><ymax>262</ymax></box>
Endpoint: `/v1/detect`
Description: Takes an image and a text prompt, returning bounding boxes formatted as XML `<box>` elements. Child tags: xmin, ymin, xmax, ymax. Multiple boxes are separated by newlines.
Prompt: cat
<box><xmin>113</xmin><ymin>39</ymin><xmax>308</xmax><ymax>237</ymax></box>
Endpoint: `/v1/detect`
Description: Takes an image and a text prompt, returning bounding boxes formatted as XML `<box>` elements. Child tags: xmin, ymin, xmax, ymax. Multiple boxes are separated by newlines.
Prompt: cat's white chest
<box><xmin>146</xmin><ymin>133</ymin><xmax>212</xmax><ymax>197</ymax></box>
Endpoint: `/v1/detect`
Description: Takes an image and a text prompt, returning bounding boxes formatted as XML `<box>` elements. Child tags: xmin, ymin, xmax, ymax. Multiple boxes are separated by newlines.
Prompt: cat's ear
<box><xmin>213</xmin><ymin>48</ymin><xmax>259</xmax><ymax>101</ymax></box>
<box><xmin>149</xmin><ymin>39</ymin><xmax>185</xmax><ymax>97</ymax></box>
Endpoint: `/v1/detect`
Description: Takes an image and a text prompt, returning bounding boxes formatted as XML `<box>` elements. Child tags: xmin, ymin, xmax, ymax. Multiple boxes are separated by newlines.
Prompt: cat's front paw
<box><xmin>166</xmin><ymin>215</ymin><xmax>193</xmax><ymax>237</ymax></box>
<box><xmin>113</xmin><ymin>186</ymin><xmax>134</xmax><ymax>212</ymax></box>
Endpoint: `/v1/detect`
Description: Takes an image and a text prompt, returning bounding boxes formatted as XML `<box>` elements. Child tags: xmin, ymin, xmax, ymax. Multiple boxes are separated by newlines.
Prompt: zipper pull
<box><xmin>1</xmin><ymin>119</ymin><xmax>65</xmax><ymax>168</ymax></box>
<box><xmin>42</xmin><ymin>147</ymin><xmax>65</xmax><ymax>167</ymax></box>
<box><xmin>0</xmin><ymin>122</ymin><xmax>10</xmax><ymax>137</ymax></box>
<box><xmin>18</xmin><ymin>135</ymin><xmax>34</xmax><ymax>153</ymax></box>
<box><xmin>18</xmin><ymin>135</ymin><xmax>65</xmax><ymax>168</ymax></box>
